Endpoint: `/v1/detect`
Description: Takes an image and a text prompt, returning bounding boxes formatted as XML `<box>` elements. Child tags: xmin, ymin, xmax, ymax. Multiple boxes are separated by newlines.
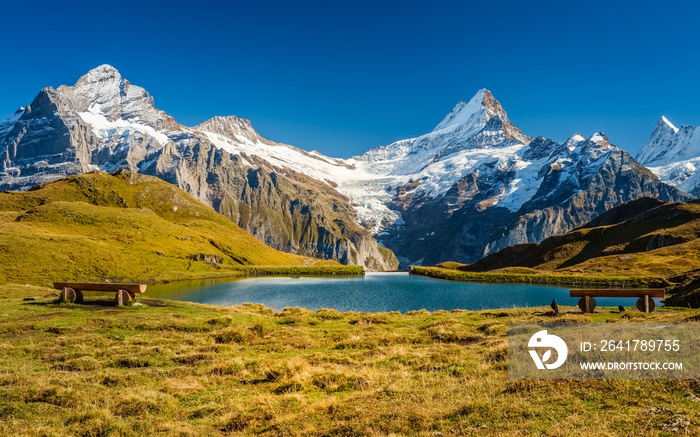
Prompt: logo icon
<box><xmin>528</xmin><ymin>330</ymin><xmax>568</xmax><ymax>369</ymax></box>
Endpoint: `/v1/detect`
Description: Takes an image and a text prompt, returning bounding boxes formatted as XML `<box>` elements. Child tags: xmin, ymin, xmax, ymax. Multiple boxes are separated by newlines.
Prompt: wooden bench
<box><xmin>54</xmin><ymin>282</ymin><xmax>147</xmax><ymax>306</ymax></box>
<box><xmin>570</xmin><ymin>289</ymin><xmax>665</xmax><ymax>313</ymax></box>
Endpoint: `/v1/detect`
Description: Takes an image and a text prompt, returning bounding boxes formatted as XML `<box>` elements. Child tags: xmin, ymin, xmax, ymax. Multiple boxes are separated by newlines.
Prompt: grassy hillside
<box><xmin>412</xmin><ymin>198</ymin><xmax>700</xmax><ymax>304</ymax></box>
<box><xmin>465</xmin><ymin>197</ymin><xmax>700</xmax><ymax>277</ymax></box>
<box><xmin>0</xmin><ymin>288</ymin><xmax>698</xmax><ymax>436</ymax></box>
<box><xmin>0</xmin><ymin>170</ymin><xmax>354</xmax><ymax>287</ymax></box>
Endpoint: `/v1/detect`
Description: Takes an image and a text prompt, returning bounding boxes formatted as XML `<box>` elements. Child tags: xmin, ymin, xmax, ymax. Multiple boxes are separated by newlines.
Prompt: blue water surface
<box><xmin>147</xmin><ymin>273</ymin><xmax>652</xmax><ymax>313</ymax></box>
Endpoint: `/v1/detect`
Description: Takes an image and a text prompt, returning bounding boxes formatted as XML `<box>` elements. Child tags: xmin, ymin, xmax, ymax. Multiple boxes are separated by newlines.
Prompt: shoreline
<box><xmin>410</xmin><ymin>266</ymin><xmax>668</xmax><ymax>288</ymax></box>
<box><xmin>154</xmin><ymin>264</ymin><xmax>366</xmax><ymax>284</ymax></box>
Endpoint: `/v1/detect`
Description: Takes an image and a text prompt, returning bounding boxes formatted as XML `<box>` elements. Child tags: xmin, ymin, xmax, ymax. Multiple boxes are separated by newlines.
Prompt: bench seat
<box><xmin>570</xmin><ymin>288</ymin><xmax>665</xmax><ymax>313</ymax></box>
<box><xmin>54</xmin><ymin>282</ymin><xmax>147</xmax><ymax>305</ymax></box>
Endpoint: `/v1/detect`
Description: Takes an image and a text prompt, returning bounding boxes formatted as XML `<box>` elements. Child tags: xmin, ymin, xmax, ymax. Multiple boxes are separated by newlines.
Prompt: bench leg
<box><xmin>61</xmin><ymin>287</ymin><xmax>77</xmax><ymax>303</ymax></box>
<box><xmin>115</xmin><ymin>289</ymin><xmax>132</xmax><ymax>306</ymax></box>
<box><xmin>636</xmin><ymin>295</ymin><xmax>656</xmax><ymax>313</ymax></box>
<box><xmin>578</xmin><ymin>295</ymin><xmax>596</xmax><ymax>313</ymax></box>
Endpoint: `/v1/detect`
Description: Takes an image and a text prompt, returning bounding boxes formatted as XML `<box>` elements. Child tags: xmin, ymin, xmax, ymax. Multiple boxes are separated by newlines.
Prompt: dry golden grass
<box><xmin>0</xmin><ymin>285</ymin><xmax>698</xmax><ymax>436</ymax></box>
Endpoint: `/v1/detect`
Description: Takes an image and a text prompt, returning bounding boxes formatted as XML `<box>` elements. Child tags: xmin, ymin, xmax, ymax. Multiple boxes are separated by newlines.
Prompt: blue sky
<box><xmin>1</xmin><ymin>0</ymin><xmax>699</xmax><ymax>158</ymax></box>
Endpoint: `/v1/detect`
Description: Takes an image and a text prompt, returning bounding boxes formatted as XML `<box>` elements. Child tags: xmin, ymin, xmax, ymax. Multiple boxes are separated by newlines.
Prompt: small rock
<box><xmin>644</xmin><ymin>406</ymin><xmax>674</xmax><ymax>415</ymax></box>
<box><xmin>155</xmin><ymin>347</ymin><xmax>162</xmax><ymax>353</ymax></box>
<box><xmin>662</xmin><ymin>417</ymin><xmax>690</xmax><ymax>432</ymax></box>
<box><xmin>131</xmin><ymin>302</ymin><xmax>143</xmax><ymax>307</ymax></box>
<box><xmin>23</xmin><ymin>296</ymin><xmax>41</xmax><ymax>301</ymax></box>
<box><xmin>687</xmin><ymin>391</ymin><xmax>700</xmax><ymax>403</ymax></box>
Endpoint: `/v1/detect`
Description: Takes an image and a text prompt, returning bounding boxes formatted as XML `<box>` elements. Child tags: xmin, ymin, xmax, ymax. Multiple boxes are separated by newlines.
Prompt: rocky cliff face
<box><xmin>0</xmin><ymin>65</ymin><xmax>397</xmax><ymax>271</ymax></box>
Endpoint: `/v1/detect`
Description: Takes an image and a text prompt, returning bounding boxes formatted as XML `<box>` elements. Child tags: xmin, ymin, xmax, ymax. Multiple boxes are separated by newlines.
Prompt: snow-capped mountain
<box><xmin>636</xmin><ymin>116</ymin><xmax>700</xmax><ymax>196</ymax></box>
<box><xmin>0</xmin><ymin>65</ymin><xmax>397</xmax><ymax>271</ymax></box>
<box><xmin>0</xmin><ymin>65</ymin><xmax>689</xmax><ymax>268</ymax></box>
<box><xmin>354</xmin><ymin>89</ymin><xmax>534</xmax><ymax>210</ymax></box>
<box><xmin>354</xmin><ymin>93</ymin><xmax>688</xmax><ymax>266</ymax></box>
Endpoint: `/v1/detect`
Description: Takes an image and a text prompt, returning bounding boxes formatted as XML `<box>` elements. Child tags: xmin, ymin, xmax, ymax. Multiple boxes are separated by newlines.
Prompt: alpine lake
<box><xmin>144</xmin><ymin>272</ymin><xmax>658</xmax><ymax>313</ymax></box>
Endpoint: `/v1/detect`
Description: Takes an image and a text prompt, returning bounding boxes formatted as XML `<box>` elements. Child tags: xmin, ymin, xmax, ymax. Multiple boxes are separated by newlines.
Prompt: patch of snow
<box><xmin>78</xmin><ymin>110</ymin><xmax>170</xmax><ymax>146</ymax></box>
<box><xmin>647</xmin><ymin>157</ymin><xmax>700</xmax><ymax>193</ymax></box>
<box><xmin>433</xmin><ymin>89</ymin><xmax>487</xmax><ymax>131</ymax></box>
<box><xmin>661</xmin><ymin>116</ymin><xmax>679</xmax><ymax>133</ymax></box>
<box><xmin>0</xmin><ymin>108</ymin><xmax>24</xmax><ymax>136</ymax></box>
<box><xmin>589</xmin><ymin>133</ymin><xmax>603</xmax><ymax>143</ymax></box>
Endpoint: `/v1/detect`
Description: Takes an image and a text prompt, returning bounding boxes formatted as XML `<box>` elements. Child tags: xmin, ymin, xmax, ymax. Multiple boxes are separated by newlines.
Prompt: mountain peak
<box><xmin>481</xmin><ymin>89</ymin><xmax>505</xmax><ymax>113</ymax></box>
<box><xmin>195</xmin><ymin>115</ymin><xmax>263</xmax><ymax>144</ymax></box>
<box><xmin>636</xmin><ymin>116</ymin><xmax>684</xmax><ymax>165</ymax></box>
<box><xmin>564</xmin><ymin>133</ymin><xmax>586</xmax><ymax>151</ymax></box>
<box><xmin>431</xmin><ymin>89</ymin><xmax>531</xmax><ymax>144</ymax></box>
<box><xmin>588</xmin><ymin>132</ymin><xmax>610</xmax><ymax>146</ymax></box>
<box><xmin>659</xmin><ymin>116</ymin><xmax>679</xmax><ymax>133</ymax></box>
<box><xmin>637</xmin><ymin>116</ymin><xmax>700</xmax><ymax>168</ymax></box>
<box><xmin>569</xmin><ymin>133</ymin><xmax>586</xmax><ymax>142</ymax></box>
<box><xmin>432</xmin><ymin>89</ymin><xmax>488</xmax><ymax>132</ymax></box>
<box><xmin>75</xmin><ymin>64</ymin><xmax>122</xmax><ymax>87</ymax></box>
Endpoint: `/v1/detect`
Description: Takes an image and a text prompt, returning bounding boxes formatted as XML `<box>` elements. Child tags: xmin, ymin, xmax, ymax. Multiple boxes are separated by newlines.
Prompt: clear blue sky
<box><xmin>2</xmin><ymin>0</ymin><xmax>699</xmax><ymax>158</ymax></box>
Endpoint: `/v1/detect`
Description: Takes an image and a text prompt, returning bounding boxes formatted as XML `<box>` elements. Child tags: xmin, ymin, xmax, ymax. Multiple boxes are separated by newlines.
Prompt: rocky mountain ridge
<box><xmin>0</xmin><ymin>65</ymin><xmax>692</xmax><ymax>268</ymax></box>
<box><xmin>0</xmin><ymin>65</ymin><xmax>397</xmax><ymax>271</ymax></box>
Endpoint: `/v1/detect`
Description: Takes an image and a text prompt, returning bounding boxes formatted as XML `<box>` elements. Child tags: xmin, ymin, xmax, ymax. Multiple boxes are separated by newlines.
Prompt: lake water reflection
<box><xmin>147</xmin><ymin>273</ymin><xmax>651</xmax><ymax>313</ymax></box>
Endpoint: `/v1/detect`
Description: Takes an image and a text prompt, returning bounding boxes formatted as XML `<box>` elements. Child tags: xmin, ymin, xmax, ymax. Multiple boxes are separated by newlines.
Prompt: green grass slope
<box><xmin>0</xmin><ymin>170</ymin><xmax>352</xmax><ymax>287</ymax></box>
<box><xmin>465</xmin><ymin>197</ymin><xmax>700</xmax><ymax>277</ymax></box>
<box><xmin>0</xmin><ymin>291</ymin><xmax>698</xmax><ymax>436</ymax></box>
<box><xmin>416</xmin><ymin>198</ymin><xmax>700</xmax><ymax>305</ymax></box>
